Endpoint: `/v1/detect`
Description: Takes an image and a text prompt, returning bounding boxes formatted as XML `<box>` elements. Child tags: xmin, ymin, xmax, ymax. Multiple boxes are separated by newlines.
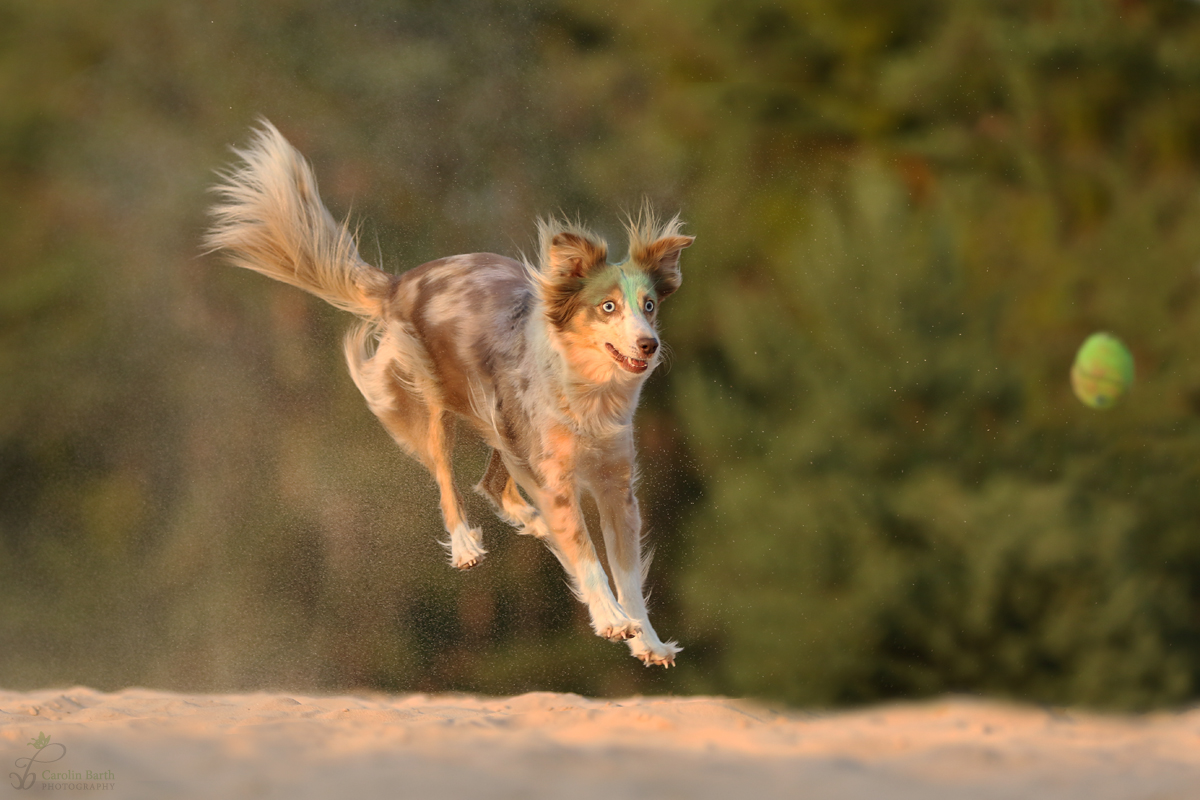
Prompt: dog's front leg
<box><xmin>528</xmin><ymin>447</ymin><xmax>641</xmax><ymax>643</ymax></box>
<box><xmin>594</xmin><ymin>483</ymin><xmax>680</xmax><ymax>667</ymax></box>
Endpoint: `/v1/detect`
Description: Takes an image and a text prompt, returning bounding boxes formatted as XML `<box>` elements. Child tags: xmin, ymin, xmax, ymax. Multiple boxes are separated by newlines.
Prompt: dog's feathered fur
<box><xmin>206</xmin><ymin>121</ymin><xmax>692</xmax><ymax>666</ymax></box>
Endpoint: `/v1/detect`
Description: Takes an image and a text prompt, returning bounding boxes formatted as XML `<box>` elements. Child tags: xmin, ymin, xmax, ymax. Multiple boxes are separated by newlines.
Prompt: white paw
<box><xmin>582</xmin><ymin>584</ymin><xmax>642</xmax><ymax>642</ymax></box>
<box><xmin>627</xmin><ymin>633</ymin><xmax>681</xmax><ymax>668</ymax></box>
<box><xmin>440</xmin><ymin>524</ymin><xmax>487</xmax><ymax>570</ymax></box>
<box><xmin>588</xmin><ymin>602</ymin><xmax>642</xmax><ymax>642</ymax></box>
<box><xmin>595</xmin><ymin>618</ymin><xmax>643</xmax><ymax>642</ymax></box>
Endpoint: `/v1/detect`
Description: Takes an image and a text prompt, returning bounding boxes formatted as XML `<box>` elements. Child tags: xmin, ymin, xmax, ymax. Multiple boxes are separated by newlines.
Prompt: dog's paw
<box><xmin>441</xmin><ymin>525</ymin><xmax>487</xmax><ymax>571</ymax></box>
<box><xmin>595</xmin><ymin>618</ymin><xmax>643</xmax><ymax>642</ymax></box>
<box><xmin>628</xmin><ymin>635</ymin><xmax>681</xmax><ymax>668</ymax></box>
<box><xmin>452</xmin><ymin>551</ymin><xmax>485</xmax><ymax>570</ymax></box>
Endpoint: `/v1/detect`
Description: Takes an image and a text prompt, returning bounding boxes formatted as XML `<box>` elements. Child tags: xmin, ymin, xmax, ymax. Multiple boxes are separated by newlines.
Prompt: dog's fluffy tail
<box><xmin>205</xmin><ymin>120</ymin><xmax>391</xmax><ymax>318</ymax></box>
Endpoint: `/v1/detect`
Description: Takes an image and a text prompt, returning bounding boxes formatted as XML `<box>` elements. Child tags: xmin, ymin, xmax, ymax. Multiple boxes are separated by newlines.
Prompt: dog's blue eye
<box><xmin>644</xmin><ymin>299</ymin><xmax>655</xmax><ymax>312</ymax></box>
<box><xmin>602</xmin><ymin>301</ymin><xmax>616</xmax><ymax>313</ymax></box>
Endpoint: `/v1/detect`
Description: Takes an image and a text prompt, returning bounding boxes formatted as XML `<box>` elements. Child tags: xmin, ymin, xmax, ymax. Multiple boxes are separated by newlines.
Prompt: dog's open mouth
<box><xmin>605</xmin><ymin>343</ymin><xmax>649</xmax><ymax>374</ymax></box>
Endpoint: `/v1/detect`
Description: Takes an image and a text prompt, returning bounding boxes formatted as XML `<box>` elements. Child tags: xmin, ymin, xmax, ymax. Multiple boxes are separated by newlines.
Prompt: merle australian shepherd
<box><xmin>206</xmin><ymin>121</ymin><xmax>692</xmax><ymax>667</ymax></box>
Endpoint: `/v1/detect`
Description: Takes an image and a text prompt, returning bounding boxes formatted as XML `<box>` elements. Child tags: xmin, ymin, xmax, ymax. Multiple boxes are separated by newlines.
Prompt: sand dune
<box><xmin>1</xmin><ymin>687</ymin><xmax>1197</xmax><ymax>799</ymax></box>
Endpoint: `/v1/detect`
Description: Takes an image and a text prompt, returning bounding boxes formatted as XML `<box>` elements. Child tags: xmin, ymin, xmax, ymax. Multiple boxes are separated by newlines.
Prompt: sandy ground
<box><xmin>1</xmin><ymin>688</ymin><xmax>1197</xmax><ymax>799</ymax></box>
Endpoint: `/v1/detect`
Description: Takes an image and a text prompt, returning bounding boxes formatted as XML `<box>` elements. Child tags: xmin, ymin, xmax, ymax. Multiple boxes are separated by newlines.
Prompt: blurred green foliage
<box><xmin>2</xmin><ymin>0</ymin><xmax>1199</xmax><ymax>709</ymax></box>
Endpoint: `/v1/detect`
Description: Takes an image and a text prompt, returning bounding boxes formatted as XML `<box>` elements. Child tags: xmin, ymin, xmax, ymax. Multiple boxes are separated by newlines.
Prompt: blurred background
<box><xmin>2</xmin><ymin>0</ymin><xmax>1200</xmax><ymax>710</ymax></box>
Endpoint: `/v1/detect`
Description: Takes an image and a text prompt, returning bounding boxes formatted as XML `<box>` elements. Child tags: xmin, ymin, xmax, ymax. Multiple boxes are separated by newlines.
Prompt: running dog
<box><xmin>206</xmin><ymin>122</ymin><xmax>692</xmax><ymax>666</ymax></box>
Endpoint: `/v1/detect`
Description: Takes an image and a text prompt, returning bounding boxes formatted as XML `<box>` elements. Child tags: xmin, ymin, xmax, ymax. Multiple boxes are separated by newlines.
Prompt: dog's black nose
<box><xmin>637</xmin><ymin>337</ymin><xmax>659</xmax><ymax>357</ymax></box>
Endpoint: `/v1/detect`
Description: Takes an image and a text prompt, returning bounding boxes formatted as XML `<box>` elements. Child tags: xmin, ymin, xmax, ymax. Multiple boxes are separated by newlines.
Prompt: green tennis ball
<box><xmin>1071</xmin><ymin>333</ymin><xmax>1134</xmax><ymax>409</ymax></box>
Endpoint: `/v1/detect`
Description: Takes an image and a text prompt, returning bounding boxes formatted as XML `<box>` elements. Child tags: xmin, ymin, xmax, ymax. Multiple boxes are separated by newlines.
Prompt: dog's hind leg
<box><xmin>475</xmin><ymin>449</ymin><xmax>550</xmax><ymax>539</ymax></box>
<box><xmin>425</xmin><ymin>408</ymin><xmax>487</xmax><ymax>570</ymax></box>
<box><xmin>348</xmin><ymin>328</ymin><xmax>484</xmax><ymax>569</ymax></box>
<box><xmin>366</xmin><ymin>387</ymin><xmax>485</xmax><ymax>569</ymax></box>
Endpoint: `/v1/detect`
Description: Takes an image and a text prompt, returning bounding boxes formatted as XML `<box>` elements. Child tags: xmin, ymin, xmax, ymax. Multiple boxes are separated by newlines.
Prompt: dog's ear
<box><xmin>540</xmin><ymin>228</ymin><xmax>608</xmax><ymax>330</ymax></box>
<box><xmin>547</xmin><ymin>231</ymin><xmax>608</xmax><ymax>280</ymax></box>
<box><xmin>633</xmin><ymin>234</ymin><xmax>693</xmax><ymax>299</ymax></box>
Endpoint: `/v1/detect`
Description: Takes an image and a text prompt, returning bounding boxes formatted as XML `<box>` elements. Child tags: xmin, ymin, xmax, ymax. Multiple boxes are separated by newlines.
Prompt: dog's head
<box><xmin>536</xmin><ymin>211</ymin><xmax>693</xmax><ymax>384</ymax></box>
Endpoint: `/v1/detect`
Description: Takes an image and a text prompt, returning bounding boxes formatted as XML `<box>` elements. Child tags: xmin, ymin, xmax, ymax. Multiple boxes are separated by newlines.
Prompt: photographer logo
<box><xmin>9</xmin><ymin>733</ymin><xmax>115</xmax><ymax>791</ymax></box>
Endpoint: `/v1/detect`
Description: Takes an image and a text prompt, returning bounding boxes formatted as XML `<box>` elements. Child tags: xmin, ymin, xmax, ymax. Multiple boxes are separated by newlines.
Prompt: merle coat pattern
<box><xmin>207</xmin><ymin>122</ymin><xmax>692</xmax><ymax>666</ymax></box>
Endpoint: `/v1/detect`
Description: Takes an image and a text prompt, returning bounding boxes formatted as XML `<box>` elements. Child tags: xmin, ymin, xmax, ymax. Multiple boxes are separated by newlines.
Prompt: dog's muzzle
<box><xmin>606</xmin><ymin>342</ymin><xmax>649</xmax><ymax>374</ymax></box>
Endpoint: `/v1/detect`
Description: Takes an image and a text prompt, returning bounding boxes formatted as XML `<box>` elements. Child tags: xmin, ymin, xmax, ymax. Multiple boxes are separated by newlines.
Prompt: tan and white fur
<box><xmin>206</xmin><ymin>121</ymin><xmax>691</xmax><ymax>666</ymax></box>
